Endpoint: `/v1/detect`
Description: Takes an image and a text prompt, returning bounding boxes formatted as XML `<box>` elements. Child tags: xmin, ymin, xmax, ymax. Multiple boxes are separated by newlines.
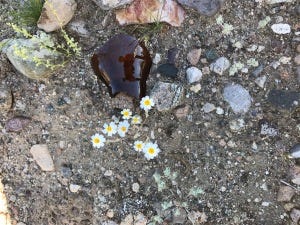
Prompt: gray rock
<box><xmin>297</xmin><ymin>66</ymin><xmax>300</xmax><ymax>84</ymax></box>
<box><xmin>210</xmin><ymin>57</ymin><xmax>230</xmax><ymax>75</ymax></box>
<box><xmin>30</xmin><ymin>144</ymin><xmax>55</xmax><ymax>171</ymax></box>
<box><xmin>3</xmin><ymin>37</ymin><xmax>65</xmax><ymax>80</ymax></box>
<box><xmin>255</xmin><ymin>76</ymin><xmax>267</xmax><ymax>88</ymax></box>
<box><xmin>260</xmin><ymin>120</ymin><xmax>278</xmax><ymax>137</ymax></box>
<box><xmin>92</xmin><ymin>0</ymin><xmax>134</xmax><ymax>10</ymax></box>
<box><xmin>229</xmin><ymin>119</ymin><xmax>245</xmax><ymax>131</ymax></box>
<box><xmin>150</xmin><ymin>82</ymin><xmax>184</xmax><ymax>111</ymax></box>
<box><xmin>271</xmin><ymin>23</ymin><xmax>291</xmax><ymax>34</ymax></box>
<box><xmin>187</xmin><ymin>48</ymin><xmax>201</xmax><ymax>65</ymax></box>
<box><xmin>38</xmin><ymin>0</ymin><xmax>77</xmax><ymax>32</ymax></box>
<box><xmin>0</xmin><ymin>84</ymin><xmax>12</xmax><ymax>112</ymax></box>
<box><xmin>177</xmin><ymin>0</ymin><xmax>223</xmax><ymax>16</ymax></box>
<box><xmin>172</xmin><ymin>207</ymin><xmax>187</xmax><ymax>224</ymax></box>
<box><xmin>223</xmin><ymin>84</ymin><xmax>252</xmax><ymax>114</ymax></box>
<box><xmin>6</xmin><ymin>116</ymin><xmax>31</xmax><ymax>132</ymax></box>
<box><xmin>69</xmin><ymin>20</ymin><xmax>89</xmax><ymax>37</ymax></box>
<box><xmin>267</xmin><ymin>89</ymin><xmax>300</xmax><ymax>110</ymax></box>
<box><xmin>186</xmin><ymin>67</ymin><xmax>203</xmax><ymax>84</ymax></box>
<box><xmin>289</xmin><ymin>143</ymin><xmax>300</xmax><ymax>159</ymax></box>
<box><xmin>202</xmin><ymin>103</ymin><xmax>216</xmax><ymax>113</ymax></box>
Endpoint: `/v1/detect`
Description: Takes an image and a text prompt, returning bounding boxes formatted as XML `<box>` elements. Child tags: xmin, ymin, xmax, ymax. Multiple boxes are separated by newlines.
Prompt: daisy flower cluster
<box><xmin>91</xmin><ymin>96</ymin><xmax>161</xmax><ymax>160</ymax></box>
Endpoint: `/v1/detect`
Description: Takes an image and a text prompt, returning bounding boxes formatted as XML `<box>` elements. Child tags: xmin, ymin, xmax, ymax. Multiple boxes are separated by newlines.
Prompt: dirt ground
<box><xmin>0</xmin><ymin>0</ymin><xmax>299</xmax><ymax>224</ymax></box>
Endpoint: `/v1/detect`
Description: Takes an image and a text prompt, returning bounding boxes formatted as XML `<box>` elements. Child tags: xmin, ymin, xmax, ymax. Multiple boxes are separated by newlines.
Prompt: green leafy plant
<box><xmin>12</xmin><ymin>0</ymin><xmax>44</xmax><ymax>26</ymax></box>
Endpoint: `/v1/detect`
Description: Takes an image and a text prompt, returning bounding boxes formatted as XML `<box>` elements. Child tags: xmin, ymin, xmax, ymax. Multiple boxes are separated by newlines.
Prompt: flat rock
<box><xmin>294</xmin><ymin>55</ymin><xmax>300</xmax><ymax>65</ymax></box>
<box><xmin>4</xmin><ymin>38</ymin><xmax>65</xmax><ymax>80</ymax></box>
<box><xmin>187</xmin><ymin>48</ymin><xmax>201</xmax><ymax>65</ymax></box>
<box><xmin>175</xmin><ymin>105</ymin><xmax>190</xmax><ymax>119</ymax></box>
<box><xmin>277</xmin><ymin>186</ymin><xmax>295</xmax><ymax>202</ymax></box>
<box><xmin>223</xmin><ymin>84</ymin><xmax>252</xmax><ymax>114</ymax></box>
<box><xmin>0</xmin><ymin>84</ymin><xmax>12</xmax><ymax>112</ymax></box>
<box><xmin>290</xmin><ymin>166</ymin><xmax>300</xmax><ymax>185</ymax></box>
<box><xmin>210</xmin><ymin>57</ymin><xmax>231</xmax><ymax>75</ymax></box>
<box><xmin>116</xmin><ymin>0</ymin><xmax>185</xmax><ymax>27</ymax></box>
<box><xmin>30</xmin><ymin>144</ymin><xmax>55</xmax><ymax>171</ymax></box>
<box><xmin>92</xmin><ymin>0</ymin><xmax>133</xmax><ymax>10</ymax></box>
<box><xmin>229</xmin><ymin>119</ymin><xmax>245</xmax><ymax>131</ymax></box>
<box><xmin>267</xmin><ymin>90</ymin><xmax>300</xmax><ymax>110</ymax></box>
<box><xmin>271</xmin><ymin>23</ymin><xmax>291</xmax><ymax>34</ymax></box>
<box><xmin>134</xmin><ymin>213</ymin><xmax>147</xmax><ymax>225</ymax></box>
<box><xmin>38</xmin><ymin>0</ymin><xmax>77</xmax><ymax>32</ymax></box>
<box><xmin>186</xmin><ymin>66</ymin><xmax>203</xmax><ymax>84</ymax></box>
<box><xmin>178</xmin><ymin>0</ymin><xmax>223</xmax><ymax>16</ymax></box>
<box><xmin>150</xmin><ymin>82</ymin><xmax>184</xmax><ymax>111</ymax></box>
<box><xmin>255</xmin><ymin>76</ymin><xmax>267</xmax><ymax>88</ymax></box>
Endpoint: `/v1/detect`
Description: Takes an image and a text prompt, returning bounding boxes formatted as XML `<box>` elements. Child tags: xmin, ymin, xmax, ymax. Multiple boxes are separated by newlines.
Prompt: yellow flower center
<box><xmin>94</xmin><ymin>138</ymin><xmax>100</xmax><ymax>144</ymax></box>
<box><xmin>133</xmin><ymin>118</ymin><xmax>139</xmax><ymax>123</ymax></box>
<box><xmin>121</xmin><ymin>126</ymin><xmax>127</xmax><ymax>132</ymax></box>
<box><xmin>107</xmin><ymin>126</ymin><xmax>112</xmax><ymax>132</ymax></box>
<box><xmin>144</xmin><ymin>99</ymin><xmax>151</xmax><ymax>106</ymax></box>
<box><xmin>136</xmin><ymin>143</ymin><xmax>142</xmax><ymax>149</ymax></box>
<box><xmin>148</xmin><ymin>147</ymin><xmax>155</xmax><ymax>155</ymax></box>
<box><xmin>124</xmin><ymin>111</ymin><xmax>129</xmax><ymax>116</ymax></box>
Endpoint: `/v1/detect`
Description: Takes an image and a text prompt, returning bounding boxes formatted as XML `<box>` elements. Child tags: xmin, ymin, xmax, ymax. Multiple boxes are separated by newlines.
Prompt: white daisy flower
<box><xmin>140</xmin><ymin>96</ymin><xmax>154</xmax><ymax>111</ymax></box>
<box><xmin>133</xmin><ymin>140</ymin><xmax>145</xmax><ymax>152</ymax></box>
<box><xmin>143</xmin><ymin>142</ymin><xmax>160</xmax><ymax>160</ymax></box>
<box><xmin>118</xmin><ymin>120</ymin><xmax>130</xmax><ymax>137</ymax></box>
<box><xmin>102</xmin><ymin>122</ymin><xmax>117</xmax><ymax>136</ymax></box>
<box><xmin>91</xmin><ymin>133</ymin><xmax>106</xmax><ymax>148</ymax></box>
<box><xmin>131</xmin><ymin>115</ymin><xmax>142</xmax><ymax>125</ymax></box>
<box><xmin>121</xmin><ymin>109</ymin><xmax>132</xmax><ymax>120</ymax></box>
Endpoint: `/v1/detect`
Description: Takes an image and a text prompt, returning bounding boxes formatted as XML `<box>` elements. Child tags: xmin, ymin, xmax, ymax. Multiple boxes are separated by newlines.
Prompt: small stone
<box><xmin>134</xmin><ymin>213</ymin><xmax>147</xmax><ymax>225</ymax></box>
<box><xmin>271</xmin><ymin>23</ymin><xmax>291</xmax><ymax>34</ymax></box>
<box><xmin>290</xmin><ymin>209</ymin><xmax>300</xmax><ymax>224</ymax></box>
<box><xmin>186</xmin><ymin>67</ymin><xmax>203</xmax><ymax>84</ymax></box>
<box><xmin>0</xmin><ymin>85</ymin><xmax>12</xmax><ymax>113</ymax></box>
<box><xmin>254</xmin><ymin>198</ymin><xmax>262</xmax><ymax>203</ymax></box>
<box><xmin>255</xmin><ymin>76</ymin><xmax>267</xmax><ymax>88</ymax></box>
<box><xmin>252</xmin><ymin>64</ymin><xmax>264</xmax><ymax>77</ymax></box>
<box><xmin>202</xmin><ymin>103</ymin><xmax>216</xmax><ymax>113</ymax></box>
<box><xmin>277</xmin><ymin>186</ymin><xmax>295</xmax><ymax>202</ymax></box>
<box><xmin>104</xmin><ymin>170</ymin><xmax>113</xmax><ymax>177</ymax></box>
<box><xmin>69</xmin><ymin>20</ymin><xmax>89</xmax><ymax>37</ymax></box>
<box><xmin>106</xmin><ymin>209</ymin><xmax>114</xmax><ymax>218</ymax></box>
<box><xmin>111</xmin><ymin>93</ymin><xmax>134</xmax><ymax>110</ymax></box>
<box><xmin>260</xmin><ymin>120</ymin><xmax>278</xmax><ymax>137</ymax></box>
<box><xmin>5</xmin><ymin>116</ymin><xmax>31</xmax><ymax>132</ymax></box>
<box><xmin>297</xmin><ymin>45</ymin><xmax>300</xmax><ymax>53</ymax></box>
<box><xmin>223</xmin><ymin>84</ymin><xmax>252</xmax><ymax>114</ymax></box>
<box><xmin>294</xmin><ymin>55</ymin><xmax>300</xmax><ymax>65</ymax></box>
<box><xmin>187</xmin><ymin>49</ymin><xmax>201</xmax><ymax>65</ymax></box>
<box><xmin>267</xmin><ymin>89</ymin><xmax>300</xmax><ymax>110</ymax></box>
<box><xmin>38</xmin><ymin>0</ymin><xmax>77</xmax><ymax>32</ymax></box>
<box><xmin>289</xmin><ymin>143</ymin><xmax>300</xmax><ymax>159</ymax></box>
<box><xmin>297</xmin><ymin>67</ymin><xmax>300</xmax><ymax>84</ymax></box>
<box><xmin>132</xmin><ymin>183</ymin><xmax>140</xmax><ymax>193</ymax></box>
<box><xmin>30</xmin><ymin>144</ymin><xmax>55</xmax><ymax>171</ymax></box>
<box><xmin>153</xmin><ymin>53</ymin><xmax>161</xmax><ymax>64</ymax></box>
<box><xmin>216</xmin><ymin>107</ymin><xmax>224</xmax><ymax>115</ymax></box>
<box><xmin>92</xmin><ymin>0</ymin><xmax>133</xmax><ymax>10</ymax></box>
<box><xmin>150</xmin><ymin>82</ymin><xmax>184</xmax><ymax>111</ymax></box>
<box><xmin>69</xmin><ymin>184</ymin><xmax>81</xmax><ymax>193</ymax></box>
<box><xmin>172</xmin><ymin>207</ymin><xmax>187</xmax><ymax>224</ymax></box>
<box><xmin>187</xmin><ymin>211</ymin><xmax>207</xmax><ymax>224</ymax></box>
<box><xmin>210</xmin><ymin>57</ymin><xmax>231</xmax><ymax>75</ymax></box>
<box><xmin>202</xmin><ymin>66</ymin><xmax>210</xmax><ymax>75</ymax></box>
<box><xmin>229</xmin><ymin>119</ymin><xmax>245</xmax><ymax>131</ymax></box>
<box><xmin>120</xmin><ymin>214</ymin><xmax>134</xmax><ymax>225</ymax></box>
<box><xmin>175</xmin><ymin>105</ymin><xmax>190</xmax><ymax>119</ymax></box>
<box><xmin>157</xmin><ymin>63</ymin><xmax>178</xmax><ymax>78</ymax></box>
<box><xmin>177</xmin><ymin>0</ymin><xmax>223</xmax><ymax>16</ymax></box>
<box><xmin>290</xmin><ymin>166</ymin><xmax>300</xmax><ymax>185</ymax></box>
<box><xmin>190</xmin><ymin>84</ymin><xmax>201</xmax><ymax>93</ymax></box>
<box><xmin>261</xmin><ymin>202</ymin><xmax>270</xmax><ymax>207</ymax></box>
